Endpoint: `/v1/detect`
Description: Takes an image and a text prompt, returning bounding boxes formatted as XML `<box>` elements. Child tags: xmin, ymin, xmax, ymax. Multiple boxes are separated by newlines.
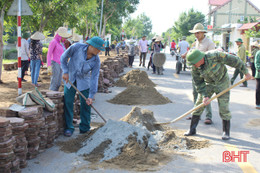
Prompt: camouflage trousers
<box><xmin>192</xmin><ymin>79</ymin><xmax>231</xmax><ymax>120</ymax></box>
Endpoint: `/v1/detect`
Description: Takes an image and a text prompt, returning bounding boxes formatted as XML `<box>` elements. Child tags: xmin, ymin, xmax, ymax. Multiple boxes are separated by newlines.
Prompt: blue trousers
<box><xmin>30</xmin><ymin>59</ymin><xmax>41</xmax><ymax>85</ymax></box>
<box><xmin>64</xmin><ymin>83</ymin><xmax>91</xmax><ymax>133</ymax></box>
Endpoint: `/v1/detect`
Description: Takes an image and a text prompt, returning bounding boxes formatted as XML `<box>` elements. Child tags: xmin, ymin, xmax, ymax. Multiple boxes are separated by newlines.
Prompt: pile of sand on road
<box><xmin>108</xmin><ymin>85</ymin><xmax>171</xmax><ymax>105</ymax></box>
<box><xmin>57</xmin><ymin>107</ymin><xmax>209</xmax><ymax>172</ymax></box>
<box><xmin>115</xmin><ymin>69</ymin><xmax>156</xmax><ymax>87</ymax></box>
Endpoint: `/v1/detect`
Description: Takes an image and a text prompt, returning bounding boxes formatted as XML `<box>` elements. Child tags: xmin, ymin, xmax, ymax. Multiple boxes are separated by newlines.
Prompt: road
<box><xmin>23</xmin><ymin>51</ymin><xmax>260</xmax><ymax>173</ymax></box>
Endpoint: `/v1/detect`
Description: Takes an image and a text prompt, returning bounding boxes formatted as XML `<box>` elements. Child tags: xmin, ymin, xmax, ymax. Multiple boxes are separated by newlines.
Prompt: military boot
<box><xmin>222</xmin><ymin>120</ymin><xmax>230</xmax><ymax>140</ymax></box>
<box><xmin>184</xmin><ymin>115</ymin><xmax>200</xmax><ymax>136</ymax></box>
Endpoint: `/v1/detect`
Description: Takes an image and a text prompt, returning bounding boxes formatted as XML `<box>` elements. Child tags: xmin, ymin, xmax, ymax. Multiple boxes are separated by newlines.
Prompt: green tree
<box><xmin>173</xmin><ymin>8</ymin><xmax>205</xmax><ymax>37</ymax></box>
<box><xmin>0</xmin><ymin>0</ymin><xmax>13</xmax><ymax>83</ymax></box>
<box><xmin>244</xmin><ymin>24</ymin><xmax>260</xmax><ymax>38</ymax></box>
<box><xmin>98</xmin><ymin>0</ymin><xmax>139</xmax><ymax>37</ymax></box>
<box><xmin>123</xmin><ymin>13</ymin><xmax>152</xmax><ymax>39</ymax></box>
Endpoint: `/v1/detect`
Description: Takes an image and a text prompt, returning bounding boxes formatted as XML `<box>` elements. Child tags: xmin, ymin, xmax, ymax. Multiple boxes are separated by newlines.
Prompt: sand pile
<box><xmin>108</xmin><ymin>85</ymin><xmax>171</xmax><ymax>105</ymax></box>
<box><xmin>115</xmin><ymin>69</ymin><xmax>156</xmax><ymax>87</ymax></box>
<box><xmin>57</xmin><ymin>107</ymin><xmax>209</xmax><ymax>171</ymax></box>
<box><xmin>120</xmin><ymin>106</ymin><xmax>164</xmax><ymax>131</ymax></box>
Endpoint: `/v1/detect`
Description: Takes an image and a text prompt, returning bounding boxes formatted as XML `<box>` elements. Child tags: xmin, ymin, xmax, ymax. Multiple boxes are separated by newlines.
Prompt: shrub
<box><xmin>3</xmin><ymin>48</ymin><xmax>17</xmax><ymax>59</ymax></box>
<box><xmin>7</xmin><ymin>36</ymin><xmax>17</xmax><ymax>44</ymax></box>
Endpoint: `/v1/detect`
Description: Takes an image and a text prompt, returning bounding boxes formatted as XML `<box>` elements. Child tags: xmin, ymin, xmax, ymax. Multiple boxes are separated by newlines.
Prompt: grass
<box><xmin>2</xmin><ymin>59</ymin><xmax>17</xmax><ymax>64</ymax></box>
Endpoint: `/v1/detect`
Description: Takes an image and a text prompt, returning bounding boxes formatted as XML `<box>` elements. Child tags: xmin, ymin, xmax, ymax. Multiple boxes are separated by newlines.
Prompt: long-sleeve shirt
<box><xmin>21</xmin><ymin>38</ymin><xmax>30</xmax><ymax>61</ymax></box>
<box><xmin>255</xmin><ymin>50</ymin><xmax>260</xmax><ymax>79</ymax></box>
<box><xmin>192</xmin><ymin>50</ymin><xmax>248</xmax><ymax>97</ymax></box>
<box><xmin>47</xmin><ymin>34</ymin><xmax>66</xmax><ymax>66</ymax></box>
<box><xmin>237</xmin><ymin>44</ymin><xmax>246</xmax><ymax>63</ymax></box>
<box><xmin>60</xmin><ymin>43</ymin><xmax>100</xmax><ymax>99</ymax></box>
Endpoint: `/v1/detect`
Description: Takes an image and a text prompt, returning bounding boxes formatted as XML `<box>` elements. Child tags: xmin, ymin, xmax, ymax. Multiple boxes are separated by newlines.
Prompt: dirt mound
<box><xmin>115</xmin><ymin>69</ymin><xmax>156</xmax><ymax>87</ymax></box>
<box><xmin>120</xmin><ymin>106</ymin><xmax>164</xmax><ymax>131</ymax></box>
<box><xmin>108</xmin><ymin>85</ymin><xmax>171</xmax><ymax>105</ymax></box>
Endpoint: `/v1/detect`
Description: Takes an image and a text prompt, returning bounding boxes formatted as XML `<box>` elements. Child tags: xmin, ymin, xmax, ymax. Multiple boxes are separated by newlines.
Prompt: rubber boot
<box><xmin>222</xmin><ymin>120</ymin><xmax>230</xmax><ymax>140</ymax></box>
<box><xmin>184</xmin><ymin>115</ymin><xmax>200</xmax><ymax>136</ymax></box>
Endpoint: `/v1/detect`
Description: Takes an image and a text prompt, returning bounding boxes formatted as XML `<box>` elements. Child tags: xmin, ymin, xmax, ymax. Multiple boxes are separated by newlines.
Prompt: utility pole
<box><xmin>99</xmin><ymin>0</ymin><xmax>104</xmax><ymax>37</ymax></box>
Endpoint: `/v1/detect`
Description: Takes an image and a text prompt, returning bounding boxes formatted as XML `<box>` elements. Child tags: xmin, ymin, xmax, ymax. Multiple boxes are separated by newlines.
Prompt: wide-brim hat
<box><xmin>86</xmin><ymin>36</ymin><xmax>105</xmax><ymax>51</ymax></box>
<box><xmin>71</xmin><ymin>34</ymin><xmax>81</xmax><ymax>42</ymax></box>
<box><xmin>31</xmin><ymin>31</ymin><xmax>45</xmax><ymax>40</ymax></box>
<box><xmin>250</xmin><ymin>41</ymin><xmax>259</xmax><ymax>47</ymax></box>
<box><xmin>186</xmin><ymin>49</ymin><xmax>205</xmax><ymax>65</ymax></box>
<box><xmin>56</xmin><ymin>27</ymin><xmax>71</xmax><ymax>38</ymax></box>
<box><xmin>235</xmin><ymin>38</ymin><xmax>243</xmax><ymax>43</ymax></box>
<box><xmin>189</xmin><ymin>23</ymin><xmax>207</xmax><ymax>33</ymax></box>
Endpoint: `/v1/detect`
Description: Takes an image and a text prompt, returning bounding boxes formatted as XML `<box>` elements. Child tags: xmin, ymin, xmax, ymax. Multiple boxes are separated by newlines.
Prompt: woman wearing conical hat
<box><xmin>47</xmin><ymin>27</ymin><xmax>71</xmax><ymax>91</ymax></box>
<box><xmin>29</xmin><ymin>31</ymin><xmax>45</xmax><ymax>87</ymax></box>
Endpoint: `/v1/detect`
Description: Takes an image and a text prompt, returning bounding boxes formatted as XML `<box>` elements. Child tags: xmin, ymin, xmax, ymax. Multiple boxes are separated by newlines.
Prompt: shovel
<box><xmin>154</xmin><ymin>78</ymin><xmax>246</xmax><ymax>125</ymax></box>
<box><xmin>67</xmin><ymin>80</ymin><xmax>107</xmax><ymax>123</ymax></box>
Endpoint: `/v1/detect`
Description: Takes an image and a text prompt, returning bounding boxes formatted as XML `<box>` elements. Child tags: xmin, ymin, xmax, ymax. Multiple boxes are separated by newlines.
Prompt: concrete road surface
<box><xmin>23</xmin><ymin>52</ymin><xmax>260</xmax><ymax>173</ymax></box>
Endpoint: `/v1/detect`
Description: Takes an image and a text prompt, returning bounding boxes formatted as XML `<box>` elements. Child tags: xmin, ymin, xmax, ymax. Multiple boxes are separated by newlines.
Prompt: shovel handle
<box><xmin>155</xmin><ymin>78</ymin><xmax>246</xmax><ymax>125</ymax></box>
<box><xmin>68</xmin><ymin>80</ymin><xmax>107</xmax><ymax>123</ymax></box>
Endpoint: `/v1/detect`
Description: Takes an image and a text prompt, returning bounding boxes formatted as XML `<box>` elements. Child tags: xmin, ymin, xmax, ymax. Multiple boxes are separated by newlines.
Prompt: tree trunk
<box><xmin>0</xmin><ymin>6</ymin><xmax>6</xmax><ymax>83</ymax></box>
<box><xmin>101</xmin><ymin>14</ymin><xmax>107</xmax><ymax>38</ymax></box>
<box><xmin>89</xmin><ymin>23</ymin><xmax>92</xmax><ymax>37</ymax></box>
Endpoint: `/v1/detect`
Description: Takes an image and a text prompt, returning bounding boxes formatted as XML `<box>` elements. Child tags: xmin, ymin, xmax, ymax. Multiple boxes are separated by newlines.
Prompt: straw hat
<box><xmin>56</xmin><ymin>27</ymin><xmax>71</xmax><ymax>38</ymax></box>
<box><xmin>31</xmin><ymin>31</ymin><xmax>45</xmax><ymax>40</ymax></box>
<box><xmin>155</xmin><ymin>36</ymin><xmax>164</xmax><ymax>41</ymax></box>
<box><xmin>251</xmin><ymin>41</ymin><xmax>259</xmax><ymax>47</ymax></box>
<box><xmin>71</xmin><ymin>34</ymin><xmax>81</xmax><ymax>42</ymax></box>
<box><xmin>189</xmin><ymin>23</ymin><xmax>207</xmax><ymax>33</ymax></box>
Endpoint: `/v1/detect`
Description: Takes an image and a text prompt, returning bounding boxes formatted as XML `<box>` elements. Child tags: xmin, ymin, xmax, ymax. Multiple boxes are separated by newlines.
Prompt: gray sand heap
<box><xmin>120</xmin><ymin>106</ymin><xmax>164</xmax><ymax>131</ymax></box>
<box><xmin>108</xmin><ymin>85</ymin><xmax>171</xmax><ymax>105</ymax></box>
<box><xmin>57</xmin><ymin>107</ymin><xmax>209</xmax><ymax>171</ymax></box>
<box><xmin>115</xmin><ymin>69</ymin><xmax>156</xmax><ymax>87</ymax></box>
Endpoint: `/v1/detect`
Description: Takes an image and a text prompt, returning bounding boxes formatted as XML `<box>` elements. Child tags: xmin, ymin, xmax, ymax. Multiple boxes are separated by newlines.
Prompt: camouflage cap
<box><xmin>186</xmin><ymin>49</ymin><xmax>205</xmax><ymax>65</ymax></box>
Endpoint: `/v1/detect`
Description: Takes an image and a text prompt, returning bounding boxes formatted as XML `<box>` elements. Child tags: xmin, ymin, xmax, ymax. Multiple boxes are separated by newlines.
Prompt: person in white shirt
<box><xmin>21</xmin><ymin>33</ymin><xmax>30</xmax><ymax>82</ymax></box>
<box><xmin>138</xmin><ymin>35</ymin><xmax>148</xmax><ymax>67</ymax></box>
<box><xmin>178</xmin><ymin>36</ymin><xmax>190</xmax><ymax>71</ymax></box>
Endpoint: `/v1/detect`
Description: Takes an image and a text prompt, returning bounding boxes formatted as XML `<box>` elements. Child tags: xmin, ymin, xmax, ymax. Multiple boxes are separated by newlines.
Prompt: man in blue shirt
<box><xmin>104</xmin><ymin>38</ymin><xmax>110</xmax><ymax>56</ymax></box>
<box><xmin>61</xmin><ymin>36</ymin><xmax>104</xmax><ymax>137</ymax></box>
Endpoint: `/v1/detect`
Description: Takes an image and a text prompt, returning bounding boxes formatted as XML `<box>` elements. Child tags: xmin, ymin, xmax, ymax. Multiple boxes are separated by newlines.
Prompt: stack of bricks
<box><xmin>7</xmin><ymin>117</ymin><xmax>28</xmax><ymax>170</ymax></box>
<box><xmin>42</xmin><ymin>111</ymin><xmax>56</xmax><ymax>148</ymax></box>
<box><xmin>0</xmin><ymin>107</ymin><xmax>18</xmax><ymax>118</ymax></box>
<box><xmin>18</xmin><ymin>107</ymin><xmax>42</xmax><ymax>160</ymax></box>
<box><xmin>38</xmin><ymin>113</ymin><xmax>48</xmax><ymax>153</ymax></box>
<box><xmin>0</xmin><ymin>117</ymin><xmax>16</xmax><ymax>173</ymax></box>
<box><xmin>45</xmin><ymin>91</ymin><xmax>64</xmax><ymax>137</ymax></box>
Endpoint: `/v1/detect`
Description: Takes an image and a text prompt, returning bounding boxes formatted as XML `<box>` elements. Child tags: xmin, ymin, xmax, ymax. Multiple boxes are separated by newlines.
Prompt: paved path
<box><xmin>23</xmin><ymin>52</ymin><xmax>260</xmax><ymax>173</ymax></box>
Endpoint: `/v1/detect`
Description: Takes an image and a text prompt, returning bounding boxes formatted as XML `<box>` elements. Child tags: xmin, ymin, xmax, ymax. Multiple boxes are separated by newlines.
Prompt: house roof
<box><xmin>209</xmin><ymin>0</ymin><xmax>260</xmax><ymax>15</ymax></box>
<box><xmin>208</xmin><ymin>0</ymin><xmax>230</xmax><ymax>6</ymax></box>
<box><xmin>238</xmin><ymin>22</ymin><xmax>259</xmax><ymax>30</ymax></box>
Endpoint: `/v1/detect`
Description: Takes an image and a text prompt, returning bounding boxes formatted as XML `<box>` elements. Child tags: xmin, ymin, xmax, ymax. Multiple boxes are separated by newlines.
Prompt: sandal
<box><xmin>64</xmin><ymin>130</ymin><xmax>73</xmax><ymax>137</ymax></box>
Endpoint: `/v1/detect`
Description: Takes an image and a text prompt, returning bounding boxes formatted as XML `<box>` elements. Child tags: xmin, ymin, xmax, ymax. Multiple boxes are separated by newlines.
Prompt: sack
<box><xmin>16</xmin><ymin>88</ymin><xmax>55</xmax><ymax>111</ymax></box>
<box><xmin>16</xmin><ymin>93</ymin><xmax>37</xmax><ymax>106</ymax></box>
<box><xmin>31</xmin><ymin>88</ymin><xmax>55</xmax><ymax>112</ymax></box>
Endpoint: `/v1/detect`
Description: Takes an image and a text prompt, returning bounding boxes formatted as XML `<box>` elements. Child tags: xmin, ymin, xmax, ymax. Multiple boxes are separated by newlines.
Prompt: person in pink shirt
<box><xmin>138</xmin><ymin>35</ymin><xmax>148</xmax><ymax>67</ymax></box>
<box><xmin>47</xmin><ymin>27</ymin><xmax>71</xmax><ymax>91</ymax></box>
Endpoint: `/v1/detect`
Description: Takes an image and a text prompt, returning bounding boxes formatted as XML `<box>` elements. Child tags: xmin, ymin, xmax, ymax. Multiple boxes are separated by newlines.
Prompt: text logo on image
<box><xmin>223</xmin><ymin>150</ymin><xmax>249</xmax><ymax>162</ymax></box>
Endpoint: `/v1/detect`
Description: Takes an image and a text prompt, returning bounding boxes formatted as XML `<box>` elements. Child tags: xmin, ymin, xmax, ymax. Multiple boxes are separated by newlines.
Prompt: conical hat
<box><xmin>71</xmin><ymin>34</ymin><xmax>81</xmax><ymax>42</ymax></box>
<box><xmin>31</xmin><ymin>32</ymin><xmax>45</xmax><ymax>40</ymax></box>
<box><xmin>56</xmin><ymin>27</ymin><xmax>71</xmax><ymax>38</ymax></box>
<box><xmin>251</xmin><ymin>41</ymin><xmax>259</xmax><ymax>47</ymax></box>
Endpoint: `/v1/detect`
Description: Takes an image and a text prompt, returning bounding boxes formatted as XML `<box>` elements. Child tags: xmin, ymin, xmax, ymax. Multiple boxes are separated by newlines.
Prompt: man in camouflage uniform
<box><xmin>184</xmin><ymin>49</ymin><xmax>252</xmax><ymax>140</ymax></box>
<box><xmin>231</xmin><ymin>38</ymin><xmax>248</xmax><ymax>87</ymax></box>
